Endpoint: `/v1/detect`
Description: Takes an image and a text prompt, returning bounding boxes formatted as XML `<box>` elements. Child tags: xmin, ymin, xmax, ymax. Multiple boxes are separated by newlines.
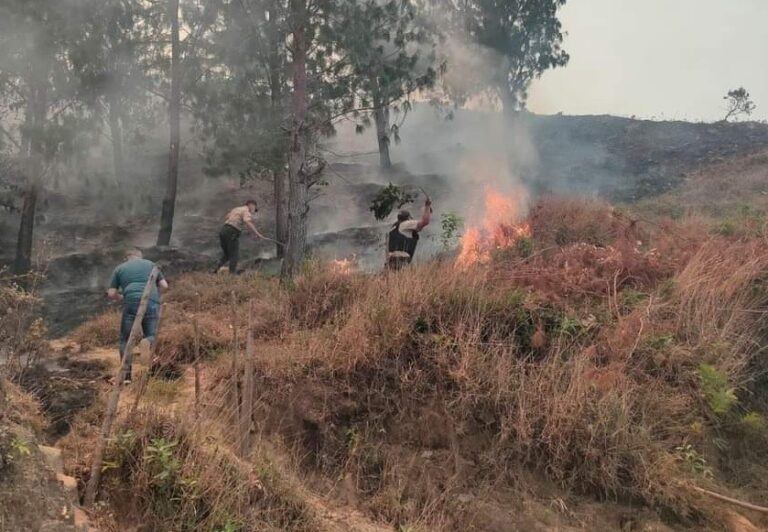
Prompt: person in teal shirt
<box><xmin>107</xmin><ymin>248</ymin><xmax>169</xmax><ymax>383</ymax></box>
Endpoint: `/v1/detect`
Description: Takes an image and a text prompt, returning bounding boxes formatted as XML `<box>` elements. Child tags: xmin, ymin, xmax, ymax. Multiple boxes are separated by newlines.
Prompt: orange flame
<box><xmin>456</xmin><ymin>187</ymin><xmax>531</xmax><ymax>268</ymax></box>
<box><xmin>331</xmin><ymin>256</ymin><xmax>357</xmax><ymax>274</ymax></box>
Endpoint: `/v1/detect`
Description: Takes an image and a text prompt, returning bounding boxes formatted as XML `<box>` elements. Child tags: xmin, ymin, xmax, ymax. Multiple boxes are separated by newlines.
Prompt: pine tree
<box><xmin>336</xmin><ymin>0</ymin><xmax>439</xmax><ymax>169</ymax></box>
<box><xmin>0</xmin><ymin>0</ymin><xmax>87</xmax><ymax>275</ymax></box>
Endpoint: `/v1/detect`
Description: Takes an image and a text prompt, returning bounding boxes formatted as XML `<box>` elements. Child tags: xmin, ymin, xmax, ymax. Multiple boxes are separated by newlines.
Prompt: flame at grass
<box><xmin>331</xmin><ymin>256</ymin><xmax>357</xmax><ymax>274</ymax></box>
<box><xmin>456</xmin><ymin>183</ymin><xmax>530</xmax><ymax>268</ymax></box>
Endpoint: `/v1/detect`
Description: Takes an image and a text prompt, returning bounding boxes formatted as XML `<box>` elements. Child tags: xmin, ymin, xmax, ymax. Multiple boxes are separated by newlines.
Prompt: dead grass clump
<box><xmin>155</xmin><ymin>311</ymin><xmax>232</xmax><ymax>364</ymax></box>
<box><xmin>69</xmin><ymin>309</ymin><xmax>120</xmax><ymax>350</ymax></box>
<box><xmin>496</xmin><ymin>241</ymin><xmax>673</xmax><ymax>305</ymax></box>
<box><xmin>165</xmin><ymin>271</ymin><xmax>279</xmax><ymax>310</ymax></box>
<box><xmin>288</xmin><ymin>262</ymin><xmax>366</xmax><ymax>328</ymax></box>
<box><xmin>102</xmin><ymin>409</ymin><xmax>315</xmax><ymax>532</ymax></box>
<box><xmin>529</xmin><ymin>196</ymin><xmax>622</xmax><ymax>248</ymax></box>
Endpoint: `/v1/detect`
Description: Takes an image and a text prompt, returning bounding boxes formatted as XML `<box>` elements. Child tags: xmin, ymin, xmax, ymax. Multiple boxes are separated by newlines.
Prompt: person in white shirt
<box><xmin>215</xmin><ymin>199</ymin><xmax>268</xmax><ymax>273</ymax></box>
<box><xmin>385</xmin><ymin>198</ymin><xmax>432</xmax><ymax>270</ymax></box>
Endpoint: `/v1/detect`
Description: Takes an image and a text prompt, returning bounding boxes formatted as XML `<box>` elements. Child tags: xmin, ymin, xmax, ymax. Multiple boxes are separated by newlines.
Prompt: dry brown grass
<box><xmin>234</xmin><ymin>200</ymin><xmax>768</xmax><ymax>529</ymax></box>
<box><xmin>69</xmin><ymin>309</ymin><xmax>120</xmax><ymax>350</ymax></box>
<box><xmin>72</xmin><ymin>195</ymin><xmax>768</xmax><ymax>531</ymax></box>
<box><xmin>529</xmin><ymin>196</ymin><xmax>623</xmax><ymax>248</ymax></box>
<box><xmin>99</xmin><ymin>409</ymin><xmax>316</xmax><ymax>532</ymax></box>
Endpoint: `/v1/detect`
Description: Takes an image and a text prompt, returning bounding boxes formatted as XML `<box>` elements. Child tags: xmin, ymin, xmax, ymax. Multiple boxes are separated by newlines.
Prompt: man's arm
<box><xmin>157</xmin><ymin>270</ymin><xmax>169</xmax><ymax>293</ymax></box>
<box><xmin>245</xmin><ymin>220</ymin><xmax>267</xmax><ymax>239</ymax></box>
<box><xmin>107</xmin><ymin>268</ymin><xmax>122</xmax><ymax>301</ymax></box>
<box><xmin>106</xmin><ymin>288</ymin><xmax>122</xmax><ymax>301</ymax></box>
<box><xmin>415</xmin><ymin>199</ymin><xmax>432</xmax><ymax>231</ymax></box>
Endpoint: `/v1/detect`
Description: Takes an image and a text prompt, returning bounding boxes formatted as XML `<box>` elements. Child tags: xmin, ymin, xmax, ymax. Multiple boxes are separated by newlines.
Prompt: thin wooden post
<box><xmin>84</xmin><ymin>267</ymin><xmax>159</xmax><ymax>507</ymax></box>
<box><xmin>239</xmin><ymin>303</ymin><xmax>254</xmax><ymax>457</ymax></box>
<box><xmin>230</xmin><ymin>291</ymin><xmax>240</xmax><ymax>424</ymax></box>
<box><xmin>193</xmin><ymin>317</ymin><xmax>201</xmax><ymax>419</ymax></box>
<box><xmin>0</xmin><ymin>373</ymin><xmax>7</xmax><ymax>421</ymax></box>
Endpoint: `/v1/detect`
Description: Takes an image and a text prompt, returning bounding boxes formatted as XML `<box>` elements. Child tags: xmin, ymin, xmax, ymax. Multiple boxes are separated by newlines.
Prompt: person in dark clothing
<box><xmin>215</xmin><ymin>199</ymin><xmax>268</xmax><ymax>273</ymax></box>
<box><xmin>107</xmin><ymin>249</ymin><xmax>169</xmax><ymax>384</ymax></box>
<box><xmin>386</xmin><ymin>198</ymin><xmax>432</xmax><ymax>270</ymax></box>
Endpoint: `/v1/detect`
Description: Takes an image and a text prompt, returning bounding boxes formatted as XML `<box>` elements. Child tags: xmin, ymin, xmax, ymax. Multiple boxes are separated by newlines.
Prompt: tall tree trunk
<box><xmin>281</xmin><ymin>0</ymin><xmax>309</xmax><ymax>280</ymax></box>
<box><xmin>371</xmin><ymin>79</ymin><xmax>392</xmax><ymax>170</ymax></box>
<box><xmin>373</xmin><ymin>103</ymin><xmax>391</xmax><ymax>170</ymax></box>
<box><xmin>14</xmin><ymin>184</ymin><xmax>38</xmax><ymax>275</ymax></box>
<box><xmin>268</xmin><ymin>19</ymin><xmax>287</xmax><ymax>258</ymax></box>
<box><xmin>107</xmin><ymin>94</ymin><xmax>125</xmax><ymax>185</ymax></box>
<box><xmin>273</xmin><ymin>168</ymin><xmax>287</xmax><ymax>258</ymax></box>
<box><xmin>157</xmin><ymin>0</ymin><xmax>181</xmax><ymax>247</ymax></box>
<box><xmin>14</xmin><ymin>84</ymin><xmax>47</xmax><ymax>276</ymax></box>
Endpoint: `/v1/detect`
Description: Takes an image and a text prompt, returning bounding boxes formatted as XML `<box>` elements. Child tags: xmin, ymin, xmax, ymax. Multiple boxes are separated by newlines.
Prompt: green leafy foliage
<box><xmin>215</xmin><ymin>520</ymin><xmax>243</xmax><ymax>532</ymax></box>
<box><xmin>0</xmin><ymin>428</ymin><xmax>31</xmax><ymax>476</ymax></box>
<box><xmin>741</xmin><ymin>411</ymin><xmax>767</xmax><ymax>433</ymax></box>
<box><xmin>698</xmin><ymin>363</ymin><xmax>738</xmax><ymax>416</ymax></box>
<box><xmin>439</xmin><ymin>212</ymin><xmax>463</xmax><ymax>250</ymax></box>
<box><xmin>675</xmin><ymin>444</ymin><xmax>713</xmax><ymax>479</ymax></box>
<box><xmin>336</xmin><ymin>0</ymin><xmax>439</xmax><ymax>163</ymax></box>
<box><xmin>619</xmin><ymin>288</ymin><xmax>647</xmax><ymax>312</ymax></box>
<box><xmin>426</xmin><ymin>0</ymin><xmax>569</xmax><ymax>111</ymax></box>
<box><xmin>369</xmin><ymin>183</ymin><xmax>416</xmax><ymax>220</ymax></box>
<box><xmin>516</xmin><ymin>236</ymin><xmax>534</xmax><ymax>258</ymax></box>
<box><xmin>144</xmin><ymin>437</ymin><xmax>181</xmax><ymax>487</ymax></box>
<box><xmin>645</xmin><ymin>334</ymin><xmax>674</xmax><ymax>351</ymax></box>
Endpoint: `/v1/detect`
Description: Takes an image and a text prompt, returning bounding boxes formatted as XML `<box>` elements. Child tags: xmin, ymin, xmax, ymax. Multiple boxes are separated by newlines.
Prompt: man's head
<box><xmin>245</xmin><ymin>199</ymin><xmax>258</xmax><ymax>214</ymax></box>
<box><xmin>125</xmin><ymin>248</ymin><xmax>143</xmax><ymax>261</ymax></box>
<box><xmin>397</xmin><ymin>210</ymin><xmax>412</xmax><ymax>222</ymax></box>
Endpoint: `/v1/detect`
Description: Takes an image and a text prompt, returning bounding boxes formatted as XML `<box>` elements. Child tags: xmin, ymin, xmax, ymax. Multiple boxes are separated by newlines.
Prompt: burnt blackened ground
<box><xmin>526</xmin><ymin>114</ymin><xmax>768</xmax><ymax>201</ymax></box>
<box><xmin>17</xmin><ymin>355</ymin><xmax>109</xmax><ymax>442</ymax></box>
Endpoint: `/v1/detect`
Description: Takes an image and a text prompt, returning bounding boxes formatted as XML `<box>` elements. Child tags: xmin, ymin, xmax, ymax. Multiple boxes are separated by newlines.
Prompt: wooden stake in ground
<box><xmin>230</xmin><ymin>291</ymin><xmax>240</xmax><ymax>424</ymax></box>
<box><xmin>239</xmin><ymin>302</ymin><xmax>254</xmax><ymax>458</ymax></box>
<box><xmin>0</xmin><ymin>373</ymin><xmax>6</xmax><ymax>420</ymax></box>
<box><xmin>84</xmin><ymin>267</ymin><xmax>159</xmax><ymax>507</ymax></box>
<box><xmin>193</xmin><ymin>317</ymin><xmax>201</xmax><ymax>419</ymax></box>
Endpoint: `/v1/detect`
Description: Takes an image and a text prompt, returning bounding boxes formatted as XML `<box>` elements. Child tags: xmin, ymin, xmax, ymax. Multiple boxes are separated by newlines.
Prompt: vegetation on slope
<box><xmin>22</xmin><ymin>195</ymin><xmax>768</xmax><ymax>530</ymax></box>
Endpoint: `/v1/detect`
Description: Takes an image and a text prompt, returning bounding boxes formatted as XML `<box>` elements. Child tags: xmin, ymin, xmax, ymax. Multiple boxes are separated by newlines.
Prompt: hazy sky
<box><xmin>527</xmin><ymin>0</ymin><xmax>768</xmax><ymax>122</ymax></box>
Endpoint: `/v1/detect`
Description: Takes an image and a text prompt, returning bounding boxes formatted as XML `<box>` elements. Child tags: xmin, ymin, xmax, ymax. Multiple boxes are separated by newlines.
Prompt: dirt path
<box><xmin>49</xmin><ymin>338</ymin><xmax>395</xmax><ymax>532</ymax></box>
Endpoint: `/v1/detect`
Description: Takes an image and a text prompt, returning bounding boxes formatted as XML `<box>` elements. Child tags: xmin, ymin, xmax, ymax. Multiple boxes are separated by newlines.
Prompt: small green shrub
<box><xmin>440</xmin><ymin>212</ymin><xmax>463</xmax><ymax>251</ymax></box>
<box><xmin>713</xmin><ymin>219</ymin><xmax>738</xmax><ymax>237</ymax></box>
<box><xmin>619</xmin><ymin>288</ymin><xmax>647</xmax><ymax>312</ymax></box>
<box><xmin>144</xmin><ymin>437</ymin><xmax>181</xmax><ymax>488</ymax></box>
<box><xmin>698</xmin><ymin>363</ymin><xmax>738</xmax><ymax>416</ymax></box>
<box><xmin>0</xmin><ymin>429</ymin><xmax>31</xmax><ymax>476</ymax></box>
<box><xmin>675</xmin><ymin>444</ymin><xmax>713</xmax><ymax>479</ymax></box>
<box><xmin>741</xmin><ymin>411</ymin><xmax>767</xmax><ymax>433</ymax></box>
<box><xmin>516</xmin><ymin>236</ymin><xmax>534</xmax><ymax>258</ymax></box>
<box><xmin>714</xmin><ymin>219</ymin><xmax>736</xmax><ymax>237</ymax></box>
<box><xmin>645</xmin><ymin>334</ymin><xmax>674</xmax><ymax>351</ymax></box>
<box><xmin>215</xmin><ymin>520</ymin><xmax>243</xmax><ymax>532</ymax></box>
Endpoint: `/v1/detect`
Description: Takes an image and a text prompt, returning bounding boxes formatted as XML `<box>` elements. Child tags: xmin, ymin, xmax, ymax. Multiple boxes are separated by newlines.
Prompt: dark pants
<box><xmin>120</xmin><ymin>300</ymin><xmax>160</xmax><ymax>376</ymax></box>
<box><xmin>217</xmin><ymin>224</ymin><xmax>241</xmax><ymax>273</ymax></box>
<box><xmin>386</xmin><ymin>255</ymin><xmax>412</xmax><ymax>271</ymax></box>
